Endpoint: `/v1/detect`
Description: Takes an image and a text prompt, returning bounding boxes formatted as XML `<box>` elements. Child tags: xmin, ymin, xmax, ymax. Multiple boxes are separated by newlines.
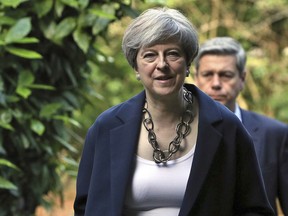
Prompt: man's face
<box><xmin>194</xmin><ymin>54</ymin><xmax>245</xmax><ymax>112</ymax></box>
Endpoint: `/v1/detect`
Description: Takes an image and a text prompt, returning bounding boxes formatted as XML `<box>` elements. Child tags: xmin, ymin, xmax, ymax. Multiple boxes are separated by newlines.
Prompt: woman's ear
<box><xmin>186</xmin><ymin>65</ymin><xmax>191</xmax><ymax>77</ymax></box>
<box><xmin>135</xmin><ymin>71</ymin><xmax>141</xmax><ymax>81</ymax></box>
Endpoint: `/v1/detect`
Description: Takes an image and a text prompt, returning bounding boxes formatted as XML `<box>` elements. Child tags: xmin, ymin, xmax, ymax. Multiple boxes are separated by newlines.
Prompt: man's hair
<box><xmin>194</xmin><ymin>37</ymin><xmax>246</xmax><ymax>75</ymax></box>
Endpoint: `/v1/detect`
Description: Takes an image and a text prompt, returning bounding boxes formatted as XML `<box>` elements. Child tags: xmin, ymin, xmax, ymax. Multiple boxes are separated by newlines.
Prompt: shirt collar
<box><xmin>234</xmin><ymin>103</ymin><xmax>242</xmax><ymax>122</ymax></box>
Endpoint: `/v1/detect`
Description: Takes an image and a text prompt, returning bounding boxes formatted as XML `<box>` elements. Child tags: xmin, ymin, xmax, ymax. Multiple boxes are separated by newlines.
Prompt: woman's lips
<box><xmin>155</xmin><ymin>75</ymin><xmax>172</xmax><ymax>80</ymax></box>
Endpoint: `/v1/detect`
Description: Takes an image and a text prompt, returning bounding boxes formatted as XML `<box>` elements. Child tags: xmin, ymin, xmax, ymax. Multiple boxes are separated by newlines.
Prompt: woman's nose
<box><xmin>156</xmin><ymin>57</ymin><xmax>168</xmax><ymax>70</ymax></box>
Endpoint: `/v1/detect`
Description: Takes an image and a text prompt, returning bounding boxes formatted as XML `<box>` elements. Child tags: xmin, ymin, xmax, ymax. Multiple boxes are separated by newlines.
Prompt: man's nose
<box><xmin>211</xmin><ymin>75</ymin><xmax>221</xmax><ymax>89</ymax></box>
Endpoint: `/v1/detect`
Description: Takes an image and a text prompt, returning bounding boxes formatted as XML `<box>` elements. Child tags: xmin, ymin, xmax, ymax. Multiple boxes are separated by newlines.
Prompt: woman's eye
<box><xmin>143</xmin><ymin>53</ymin><xmax>156</xmax><ymax>60</ymax></box>
<box><xmin>168</xmin><ymin>51</ymin><xmax>179</xmax><ymax>56</ymax></box>
<box><xmin>167</xmin><ymin>51</ymin><xmax>181</xmax><ymax>60</ymax></box>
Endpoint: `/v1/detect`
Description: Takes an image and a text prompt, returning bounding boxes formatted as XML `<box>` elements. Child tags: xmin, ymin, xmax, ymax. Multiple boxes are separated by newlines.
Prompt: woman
<box><xmin>74</xmin><ymin>7</ymin><xmax>274</xmax><ymax>216</ymax></box>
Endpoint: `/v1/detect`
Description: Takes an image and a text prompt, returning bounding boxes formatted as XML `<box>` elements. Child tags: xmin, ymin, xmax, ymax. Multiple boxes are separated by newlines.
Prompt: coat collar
<box><xmin>240</xmin><ymin>109</ymin><xmax>262</xmax><ymax>160</ymax></box>
<box><xmin>241</xmin><ymin>109</ymin><xmax>260</xmax><ymax>134</ymax></box>
<box><xmin>109</xmin><ymin>84</ymin><xmax>225</xmax><ymax>214</ymax></box>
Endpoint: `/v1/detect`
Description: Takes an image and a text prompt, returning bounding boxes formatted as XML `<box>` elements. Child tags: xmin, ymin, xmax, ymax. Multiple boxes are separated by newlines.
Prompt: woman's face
<box><xmin>135</xmin><ymin>42</ymin><xmax>187</xmax><ymax>99</ymax></box>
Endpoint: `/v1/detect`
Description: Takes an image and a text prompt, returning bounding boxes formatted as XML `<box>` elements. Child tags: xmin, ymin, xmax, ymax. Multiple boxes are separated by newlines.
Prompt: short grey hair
<box><xmin>194</xmin><ymin>37</ymin><xmax>246</xmax><ymax>75</ymax></box>
<box><xmin>122</xmin><ymin>7</ymin><xmax>199</xmax><ymax>69</ymax></box>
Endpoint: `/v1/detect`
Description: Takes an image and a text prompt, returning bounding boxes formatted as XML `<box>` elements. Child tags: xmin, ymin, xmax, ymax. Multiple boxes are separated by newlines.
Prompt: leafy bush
<box><xmin>0</xmin><ymin>0</ymin><xmax>137</xmax><ymax>215</ymax></box>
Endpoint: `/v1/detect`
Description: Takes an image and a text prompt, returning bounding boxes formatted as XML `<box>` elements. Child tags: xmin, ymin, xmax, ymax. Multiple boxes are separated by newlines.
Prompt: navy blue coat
<box><xmin>241</xmin><ymin>109</ymin><xmax>288</xmax><ymax>215</ymax></box>
<box><xmin>74</xmin><ymin>84</ymin><xmax>274</xmax><ymax>216</ymax></box>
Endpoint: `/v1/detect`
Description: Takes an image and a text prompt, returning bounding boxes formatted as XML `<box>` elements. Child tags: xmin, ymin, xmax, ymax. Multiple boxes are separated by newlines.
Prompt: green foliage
<box><xmin>0</xmin><ymin>0</ymin><xmax>138</xmax><ymax>215</ymax></box>
<box><xmin>0</xmin><ymin>0</ymin><xmax>286</xmax><ymax>214</ymax></box>
<box><xmin>0</xmin><ymin>159</ymin><xmax>19</xmax><ymax>190</ymax></box>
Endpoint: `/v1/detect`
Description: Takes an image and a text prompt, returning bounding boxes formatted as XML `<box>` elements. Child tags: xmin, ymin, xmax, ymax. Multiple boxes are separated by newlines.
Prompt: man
<box><xmin>194</xmin><ymin>37</ymin><xmax>288</xmax><ymax>215</ymax></box>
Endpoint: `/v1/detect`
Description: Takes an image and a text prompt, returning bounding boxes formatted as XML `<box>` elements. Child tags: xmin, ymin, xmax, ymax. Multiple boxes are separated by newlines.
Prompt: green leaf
<box><xmin>6</xmin><ymin>95</ymin><xmax>20</xmax><ymax>103</ymax></box>
<box><xmin>20</xmin><ymin>133</ymin><xmax>30</xmax><ymax>148</ymax></box>
<box><xmin>60</xmin><ymin>0</ymin><xmax>78</xmax><ymax>9</ymax></box>
<box><xmin>0</xmin><ymin>77</ymin><xmax>4</xmax><ymax>91</ymax></box>
<box><xmin>5</xmin><ymin>47</ymin><xmax>42</xmax><ymax>59</ymax></box>
<box><xmin>53</xmin><ymin>17</ymin><xmax>76</xmax><ymax>42</ymax></box>
<box><xmin>79</xmin><ymin>0</ymin><xmax>89</xmax><ymax>9</ymax></box>
<box><xmin>5</xmin><ymin>17</ymin><xmax>31</xmax><ymax>43</ymax></box>
<box><xmin>0</xmin><ymin>176</ymin><xmax>17</xmax><ymax>190</ymax></box>
<box><xmin>53</xmin><ymin>115</ymin><xmax>81</xmax><ymax>128</ymax></box>
<box><xmin>63</xmin><ymin>61</ymin><xmax>77</xmax><ymax>86</ymax></box>
<box><xmin>40</xmin><ymin>21</ymin><xmax>56</xmax><ymax>40</ymax></box>
<box><xmin>0</xmin><ymin>110</ymin><xmax>12</xmax><ymax>123</ymax></box>
<box><xmin>0</xmin><ymin>16</ymin><xmax>15</xmax><ymax>26</ymax></box>
<box><xmin>16</xmin><ymin>71</ymin><xmax>35</xmax><ymax>98</ymax></box>
<box><xmin>119</xmin><ymin>3</ymin><xmax>139</xmax><ymax>18</ymax></box>
<box><xmin>92</xmin><ymin>18</ymin><xmax>110</xmax><ymax>35</ymax></box>
<box><xmin>16</xmin><ymin>86</ymin><xmax>31</xmax><ymax>98</ymax></box>
<box><xmin>0</xmin><ymin>159</ymin><xmax>20</xmax><ymax>171</ymax></box>
<box><xmin>0</xmin><ymin>110</ymin><xmax>13</xmax><ymax>128</ymax></box>
<box><xmin>34</xmin><ymin>0</ymin><xmax>53</xmax><ymax>18</ymax></box>
<box><xmin>27</xmin><ymin>84</ymin><xmax>56</xmax><ymax>90</ymax></box>
<box><xmin>88</xmin><ymin>8</ymin><xmax>116</xmax><ymax>19</ymax></box>
<box><xmin>73</xmin><ymin>29</ymin><xmax>91</xmax><ymax>53</ymax></box>
<box><xmin>18</xmin><ymin>70</ymin><xmax>35</xmax><ymax>86</ymax></box>
<box><xmin>62</xmin><ymin>156</ymin><xmax>79</xmax><ymax>167</ymax></box>
<box><xmin>11</xmin><ymin>37</ymin><xmax>39</xmax><ymax>44</ymax></box>
<box><xmin>30</xmin><ymin>119</ymin><xmax>45</xmax><ymax>136</ymax></box>
<box><xmin>40</xmin><ymin>103</ymin><xmax>63</xmax><ymax>118</ymax></box>
<box><xmin>53</xmin><ymin>135</ymin><xmax>78</xmax><ymax>153</ymax></box>
<box><xmin>0</xmin><ymin>0</ymin><xmax>27</xmax><ymax>8</ymax></box>
<box><xmin>0</xmin><ymin>122</ymin><xmax>14</xmax><ymax>131</ymax></box>
<box><xmin>63</xmin><ymin>91</ymin><xmax>80</xmax><ymax>108</ymax></box>
<box><xmin>55</xmin><ymin>0</ymin><xmax>65</xmax><ymax>17</ymax></box>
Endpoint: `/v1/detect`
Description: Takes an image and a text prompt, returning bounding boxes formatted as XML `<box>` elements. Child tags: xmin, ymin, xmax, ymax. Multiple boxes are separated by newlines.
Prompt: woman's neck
<box><xmin>144</xmin><ymin>91</ymin><xmax>186</xmax><ymax>126</ymax></box>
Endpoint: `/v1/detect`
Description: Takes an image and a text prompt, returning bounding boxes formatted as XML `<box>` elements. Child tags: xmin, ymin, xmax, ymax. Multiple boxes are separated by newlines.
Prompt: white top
<box><xmin>123</xmin><ymin>145</ymin><xmax>196</xmax><ymax>216</ymax></box>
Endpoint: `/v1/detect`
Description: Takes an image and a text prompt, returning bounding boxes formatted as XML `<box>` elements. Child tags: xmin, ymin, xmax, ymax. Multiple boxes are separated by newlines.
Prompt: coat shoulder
<box><xmin>89</xmin><ymin>91</ymin><xmax>145</xmax><ymax>131</ymax></box>
<box><xmin>242</xmin><ymin>109</ymin><xmax>288</xmax><ymax>131</ymax></box>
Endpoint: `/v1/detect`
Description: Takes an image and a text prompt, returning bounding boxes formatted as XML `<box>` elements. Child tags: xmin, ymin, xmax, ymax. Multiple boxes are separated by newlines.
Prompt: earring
<box><xmin>136</xmin><ymin>74</ymin><xmax>141</xmax><ymax>81</ymax></box>
<box><xmin>186</xmin><ymin>69</ymin><xmax>190</xmax><ymax>77</ymax></box>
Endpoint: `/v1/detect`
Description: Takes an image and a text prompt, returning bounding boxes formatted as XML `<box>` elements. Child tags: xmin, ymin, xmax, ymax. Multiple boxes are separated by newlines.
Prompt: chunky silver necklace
<box><xmin>142</xmin><ymin>87</ymin><xmax>194</xmax><ymax>164</ymax></box>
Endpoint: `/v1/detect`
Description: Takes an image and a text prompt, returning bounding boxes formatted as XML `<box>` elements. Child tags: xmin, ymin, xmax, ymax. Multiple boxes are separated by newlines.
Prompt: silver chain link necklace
<box><xmin>142</xmin><ymin>87</ymin><xmax>194</xmax><ymax>164</ymax></box>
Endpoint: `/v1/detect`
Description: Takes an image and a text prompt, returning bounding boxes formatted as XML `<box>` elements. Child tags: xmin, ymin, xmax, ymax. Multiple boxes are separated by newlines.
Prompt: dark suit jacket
<box><xmin>241</xmin><ymin>109</ymin><xmax>288</xmax><ymax>215</ymax></box>
<box><xmin>74</xmin><ymin>84</ymin><xmax>274</xmax><ymax>216</ymax></box>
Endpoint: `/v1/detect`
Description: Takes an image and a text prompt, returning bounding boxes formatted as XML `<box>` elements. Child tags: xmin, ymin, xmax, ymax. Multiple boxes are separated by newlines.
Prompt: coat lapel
<box><xmin>180</xmin><ymin>87</ymin><xmax>224</xmax><ymax>215</ymax></box>
<box><xmin>109</xmin><ymin>91</ymin><xmax>145</xmax><ymax>215</ymax></box>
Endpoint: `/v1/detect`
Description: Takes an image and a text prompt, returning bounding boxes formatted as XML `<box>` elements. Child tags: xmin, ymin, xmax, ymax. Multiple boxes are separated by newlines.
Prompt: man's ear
<box><xmin>192</xmin><ymin>67</ymin><xmax>197</xmax><ymax>77</ymax></box>
<box><xmin>192</xmin><ymin>67</ymin><xmax>199</xmax><ymax>81</ymax></box>
<box><xmin>241</xmin><ymin>70</ymin><xmax>246</xmax><ymax>81</ymax></box>
<box><xmin>239</xmin><ymin>70</ymin><xmax>247</xmax><ymax>90</ymax></box>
